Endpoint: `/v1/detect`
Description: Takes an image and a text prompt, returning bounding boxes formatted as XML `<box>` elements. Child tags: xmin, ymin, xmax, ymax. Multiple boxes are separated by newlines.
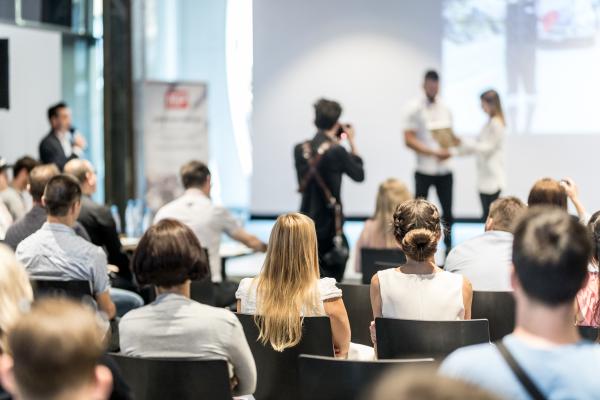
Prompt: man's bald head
<box><xmin>64</xmin><ymin>159</ymin><xmax>96</xmax><ymax>196</ymax></box>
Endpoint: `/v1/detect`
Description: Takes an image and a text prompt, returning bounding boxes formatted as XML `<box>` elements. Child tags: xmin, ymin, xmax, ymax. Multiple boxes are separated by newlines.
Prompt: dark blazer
<box><xmin>4</xmin><ymin>205</ymin><xmax>90</xmax><ymax>250</ymax></box>
<box><xmin>39</xmin><ymin>130</ymin><xmax>78</xmax><ymax>171</ymax></box>
<box><xmin>78</xmin><ymin>195</ymin><xmax>132</xmax><ymax>281</ymax></box>
<box><xmin>294</xmin><ymin>132</ymin><xmax>364</xmax><ymax>244</ymax></box>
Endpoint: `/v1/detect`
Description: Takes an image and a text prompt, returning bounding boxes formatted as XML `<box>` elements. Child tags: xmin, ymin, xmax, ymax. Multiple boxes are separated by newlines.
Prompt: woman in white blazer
<box><xmin>452</xmin><ymin>89</ymin><xmax>506</xmax><ymax>220</ymax></box>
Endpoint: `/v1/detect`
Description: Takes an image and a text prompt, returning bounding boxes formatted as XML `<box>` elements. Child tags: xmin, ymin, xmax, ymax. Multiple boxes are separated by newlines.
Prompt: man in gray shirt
<box><xmin>445</xmin><ymin>197</ymin><xmax>526</xmax><ymax>291</ymax></box>
<box><xmin>17</xmin><ymin>175</ymin><xmax>119</xmax><ymax>319</ymax></box>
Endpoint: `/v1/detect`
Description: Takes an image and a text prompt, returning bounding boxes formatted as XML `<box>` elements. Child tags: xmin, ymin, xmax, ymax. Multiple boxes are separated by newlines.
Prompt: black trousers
<box><xmin>415</xmin><ymin>172</ymin><xmax>453</xmax><ymax>251</ymax></box>
<box><xmin>480</xmin><ymin>190</ymin><xmax>501</xmax><ymax>222</ymax></box>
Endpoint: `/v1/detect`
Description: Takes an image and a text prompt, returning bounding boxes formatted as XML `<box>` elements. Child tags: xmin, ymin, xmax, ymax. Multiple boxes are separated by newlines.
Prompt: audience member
<box><xmin>370</xmin><ymin>199</ymin><xmax>472</xmax><ymax>324</ymax></box>
<box><xmin>440</xmin><ymin>207</ymin><xmax>600</xmax><ymax>399</ymax></box>
<box><xmin>0</xmin><ymin>201</ymin><xmax>12</xmax><ymax>241</ymax></box>
<box><xmin>39</xmin><ymin>102</ymin><xmax>86</xmax><ymax>171</ymax></box>
<box><xmin>0</xmin><ymin>157</ymin><xmax>38</xmax><ymax>222</ymax></box>
<box><xmin>8</xmin><ymin>156</ymin><xmax>39</xmax><ymax>213</ymax></box>
<box><xmin>0</xmin><ymin>299</ymin><xmax>112</xmax><ymax>400</ymax></box>
<box><xmin>445</xmin><ymin>197</ymin><xmax>526</xmax><ymax>291</ymax></box>
<box><xmin>294</xmin><ymin>98</ymin><xmax>365</xmax><ymax>281</ymax></box>
<box><xmin>364</xmin><ymin>367</ymin><xmax>501</xmax><ymax>400</ymax></box>
<box><xmin>528</xmin><ymin>177</ymin><xmax>588</xmax><ymax>222</ymax></box>
<box><xmin>354</xmin><ymin>178</ymin><xmax>411</xmax><ymax>272</ymax></box>
<box><xmin>15</xmin><ymin>175</ymin><xmax>142</xmax><ymax>319</ymax></box>
<box><xmin>236</xmin><ymin>213</ymin><xmax>351</xmax><ymax>357</ymax></box>
<box><xmin>119</xmin><ymin>219</ymin><xmax>256</xmax><ymax>396</ymax></box>
<box><xmin>64</xmin><ymin>159</ymin><xmax>133</xmax><ymax>288</ymax></box>
<box><xmin>154</xmin><ymin>160</ymin><xmax>266</xmax><ymax>306</ymax></box>
<box><xmin>0</xmin><ymin>245</ymin><xmax>33</xmax><ymax>355</ymax></box>
<box><xmin>576</xmin><ymin>210</ymin><xmax>600</xmax><ymax>327</ymax></box>
<box><xmin>4</xmin><ymin>164</ymin><xmax>90</xmax><ymax>250</ymax></box>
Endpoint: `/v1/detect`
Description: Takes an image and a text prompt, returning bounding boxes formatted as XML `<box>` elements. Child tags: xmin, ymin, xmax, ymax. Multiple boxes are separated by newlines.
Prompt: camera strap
<box><xmin>298</xmin><ymin>141</ymin><xmax>344</xmax><ymax>239</ymax></box>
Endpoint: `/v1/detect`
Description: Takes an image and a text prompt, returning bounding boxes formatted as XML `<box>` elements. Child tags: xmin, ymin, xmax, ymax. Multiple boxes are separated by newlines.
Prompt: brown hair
<box><xmin>314</xmin><ymin>98</ymin><xmax>342</xmax><ymax>130</ymax></box>
<box><xmin>29</xmin><ymin>164</ymin><xmax>60</xmax><ymax>203</ymax></box>
<box><xmin>513</xmin><ymin>207</ymin><xmax>591</xmax><ymax>305</ymax></box>
<box><xmin>488</xmin><ymin>196</ymin><xmax>526</xmax><ymax>233</ymax></box>
<box><xmin>393</xmin><ymin>199</ymin><xmax>441</xmax><ymax>261</ymax></box>
<box><xmin>12</xmin><ymin>156</ymin><xmax>39</xmax><ymax>178</ymax></box>
<box><xmin>180</xmin><ymin>160</ymin><xmax>211</xmax><ymax>189</ymax></box>
<box><xmin>364</xmin><ymin>366</ymin><xmax>501</xmax><ymax>400</ymax></box>
<box><xmin>42</xmin><ymin>174</ymin><xmax>82</xmax><ymax>216</ymax></box>
<box><xmin>6</xmin><ymin>298</ymin><xmax>105</xmax><ymax>399</ymax></box>
<box><xmin>132</xmin><ymin>219</ymin><xmax>209</xmax><ymax>287</ymax></box>
<box><xmin>527</xmin><ymin>178</ymin><xmax>567</xmax><ymax>210</ymax></box>
<box><xmin>481</xmin><ymin>89</ymin><xmax>505</xmax><ymax>125</ymax></box>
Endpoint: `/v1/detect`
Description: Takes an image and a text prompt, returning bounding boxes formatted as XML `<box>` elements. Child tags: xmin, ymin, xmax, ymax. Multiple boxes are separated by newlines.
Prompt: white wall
<box><xmin>252</xmin><ymin>0</ymin><xmax>444</xmax><ymax>216</ymax></box>
<box><xmin>0</xmin><ymin>24</ymin><xmax>61</xmax><ymax>164</ymax></box>
<box><xmin>252</xmin><ymin>0</ymin><xmax>600</xmax><ymax>218</ymax></box>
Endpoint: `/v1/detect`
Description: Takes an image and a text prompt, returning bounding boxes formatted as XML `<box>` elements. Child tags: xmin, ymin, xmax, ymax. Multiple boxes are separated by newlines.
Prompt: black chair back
<box><xmin>108</xmin><ymin>353</ymin><xmax>232</xmax><ymax>400</ymax></box>
<box><xmin>579</xmin><ymin>325</ymin><xmax>599</xmax><ymax>341</ymax></box>
<box><xmin>376</xmin><ymin>318</ymin><xmax>490</xmax><ymax>359</ymax></box>
<box><xmin>190</xmin><ymin>277</ymin><xmax>216</xmax><ymax>306</ymax></box>
<box><xmin>360</xmin><ymin>248</ymin><xmax>406</xmax><ymax>284</ymax></box>
<box><xmin>471</xmin><ymin>291</ymin><xmax>515</xmax><ymax>341</ymax></box>
<box><xmin>338</xmin><ymin>283</ymin><xmax>373</xmax><ymax>346</ymax></box>
<box><xmin>31</xmin><ymin>279</ymin><xmax>93</xmax><ymax>302</ymax></box>
<box><xmin>236</xmin><ymin>313</ymin><xmax>333</xmax><ymax>400</ymax></box>
<box><xmin>299</xmin><ymin>355</ymin><xmax>434</xmax><ymax>400</ymax></box>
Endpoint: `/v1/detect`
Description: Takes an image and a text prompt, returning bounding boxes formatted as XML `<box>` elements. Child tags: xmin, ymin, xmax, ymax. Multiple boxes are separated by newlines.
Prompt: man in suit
<box><xmin>39</xmin><ymin>102</ymin><xmax>86</xmax><ymax>171</ymax></box>
<box><xmin>64</xmin><ymin>159</ymin><xmax>134</xmax><ymax>289</ymax></box>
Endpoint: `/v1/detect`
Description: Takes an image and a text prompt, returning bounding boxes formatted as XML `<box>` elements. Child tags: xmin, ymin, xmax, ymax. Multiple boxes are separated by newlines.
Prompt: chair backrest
<box><xmin>298</xmin><ymin>355</ymin><xmax>434</xmax><ymax>400</ymax></box>
<box><xmin>31</xmin><ymin>279</ymin><xmax>93</xmax><ymax>302</ymax></box>
<box><xmin>236</xmin><ymin>313</ymin><xmax>334</xmax><ymax>400</ymax></box>
<box><xmin>190</xmin><ymin>276</ymin><xmax>216</xmax><ymax>306</ymax></box>
<box><xmin>376</xmin><ymin>318</ymin><xmax>490</xmax><ymax>359</ymax></box>
<box><xmin>338</xmin><ymin>283</ymin><xmax>373</xmax><ymax>346</ymax></box>
<box><xmin>579</xmin><ymin>325</ymin><xmax>599</xmax><ymax>341</ymax></box>
<box><xmin>108</xmin><ymin>353</ymin><xmax>232</xmax><ymax>400</ymax></box>
<box><xmin>471</xmin><ymin>291</ymin><xmax>515</xmax><ymax>341</ymax></box>
<box><xmin>360</xmin><ymin>248</ymin><xmax>406</xmax><ymax>284</ymax></box>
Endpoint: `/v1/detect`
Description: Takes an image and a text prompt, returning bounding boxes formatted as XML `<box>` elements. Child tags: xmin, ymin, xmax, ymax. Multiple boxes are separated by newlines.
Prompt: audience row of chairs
<box><xmin>31</xmin><ymin>278</ymin><xmax>600</xmax><ymax>400</ymax></box>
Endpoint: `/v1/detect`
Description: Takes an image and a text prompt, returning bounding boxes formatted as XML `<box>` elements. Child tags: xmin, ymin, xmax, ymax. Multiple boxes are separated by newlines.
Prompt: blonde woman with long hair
<box><xmin>0</xmin><ymin>244</ymin><xmax>33</xmax><ymax>354</ymax></box>
<box><xmin>236</xmin><ymin>213</ymin><xmax>351</xmax><ymax>357</ymax></box>
<box><xmin>355</xmin><ymin>179</ymin><xmax>411</xmax><ymax>272</ymax></box>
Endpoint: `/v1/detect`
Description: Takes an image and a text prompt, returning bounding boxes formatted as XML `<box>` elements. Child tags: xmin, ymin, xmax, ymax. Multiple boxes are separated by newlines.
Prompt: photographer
<box><xmin>294</xmin><ymin>98</ymin><xmax>364</xmax><ymax>281</ymax></box>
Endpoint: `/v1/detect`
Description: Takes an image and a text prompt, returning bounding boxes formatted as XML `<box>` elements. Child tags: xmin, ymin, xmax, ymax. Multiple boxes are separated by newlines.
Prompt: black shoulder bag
<box><xmin>298</xmin><ymin>141</ymin><xmax>349</xmax><ymax>267</ymax></box>
<box><xmin>495</xmin><ymin>341</ymin><xmax>548</xmax><ymax>400</ymax></box>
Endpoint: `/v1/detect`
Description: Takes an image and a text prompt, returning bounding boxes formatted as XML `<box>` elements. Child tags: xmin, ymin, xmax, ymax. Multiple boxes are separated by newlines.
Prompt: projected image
<box><xmin>442</xmin><ymin>0</ymin><xmax>600</xmax><ymax>135</ymax></box>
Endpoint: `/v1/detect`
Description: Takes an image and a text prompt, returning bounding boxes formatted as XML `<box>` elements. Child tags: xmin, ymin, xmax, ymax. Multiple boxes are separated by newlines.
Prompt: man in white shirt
<box><xmin>446</xmin><ymin>197</ymin><xmax>526</xmax><ymax>291</ymax></box>
<box><xmin>154</xmin><ymin>160</ymin><xmax>266</xmax><ymax>305</ymax></box>
<box><xmin>404</xmin><ymin>70</ymin><xmax>454</xmax><ymax>251</ymax></box>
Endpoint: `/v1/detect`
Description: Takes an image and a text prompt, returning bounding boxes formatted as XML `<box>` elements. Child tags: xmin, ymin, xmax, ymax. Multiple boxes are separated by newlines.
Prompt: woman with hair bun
<box><xmin>370</xmin><ymin>199</ymin><xmax>472</xmax><ymax>326</ymax></box>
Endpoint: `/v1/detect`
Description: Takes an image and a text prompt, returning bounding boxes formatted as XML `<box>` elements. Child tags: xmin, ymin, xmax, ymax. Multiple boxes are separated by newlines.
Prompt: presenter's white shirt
<box><xmin>404</xmin><ymin>97</ymin><xmax>453</xmax><ymax>175</ymax></box>
<box><xmin>453</xmin><ymin>117</ymin><xmax>505</xmax><ymax>194</ymax></box>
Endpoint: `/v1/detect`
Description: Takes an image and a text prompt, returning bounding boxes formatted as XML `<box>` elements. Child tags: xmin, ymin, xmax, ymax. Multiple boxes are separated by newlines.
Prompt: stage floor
<box><xmin>224</xmin><ymin>220</ymin><xmax>485</xmax><ymax>282</ymax></box>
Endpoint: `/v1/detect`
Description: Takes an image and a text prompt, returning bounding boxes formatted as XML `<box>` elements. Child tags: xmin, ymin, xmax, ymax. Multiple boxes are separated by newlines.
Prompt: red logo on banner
<box><xmin>165</xmin><ymin>89</ymin><xmax>189</xmax><ymax>109</ymax></box>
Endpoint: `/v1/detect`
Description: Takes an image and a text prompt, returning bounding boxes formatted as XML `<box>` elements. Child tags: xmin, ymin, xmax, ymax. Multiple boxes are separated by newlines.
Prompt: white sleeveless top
<box><xmin>235</xmin><ymin>277</ymin><xmax>342</xmax><ymax>315</ymax></box>
<box><xmin>377</xmin><ymin>268</ymin><xmax>465</xmax><ymax>320</ymax></box>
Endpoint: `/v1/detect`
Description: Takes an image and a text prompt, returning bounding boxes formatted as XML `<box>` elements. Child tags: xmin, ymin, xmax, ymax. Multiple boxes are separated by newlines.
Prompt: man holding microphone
<box><xmin>404</xmin><ymin>70</ymin><xmax>454</xmax><ymax>252</ymax></box>
<box><xmin>39</xmin><ymin>102</ymin><xmax>87</xmax><ymax>171</ymax></box>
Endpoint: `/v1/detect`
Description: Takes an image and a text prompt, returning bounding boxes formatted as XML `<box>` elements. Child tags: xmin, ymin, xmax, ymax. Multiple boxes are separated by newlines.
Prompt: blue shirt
<box><xmin>440</xmin><ymin>334</ymin><xmax>600</xmax><ymax>399</ymax></box>
<box><xmin>16</xmin><ymin>222</ymin><xmax>110</xmax><ymax>295</ymax></box>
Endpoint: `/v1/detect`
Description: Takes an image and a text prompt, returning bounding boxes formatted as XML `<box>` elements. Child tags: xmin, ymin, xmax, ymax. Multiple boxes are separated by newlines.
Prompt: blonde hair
<box><xmin>374</xmin><ymin>179</ymin><xmax>412</xmax><ymax>247</ymax></box>
<box><xmin>255</xmin><ymin>213</ymin><xmax>321</xmax><ymax>351</ymax></box>
<box><xmin>0</xmin><ymin>244</ymin><xmax>34</xmax><ymax>353</ymax></box>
